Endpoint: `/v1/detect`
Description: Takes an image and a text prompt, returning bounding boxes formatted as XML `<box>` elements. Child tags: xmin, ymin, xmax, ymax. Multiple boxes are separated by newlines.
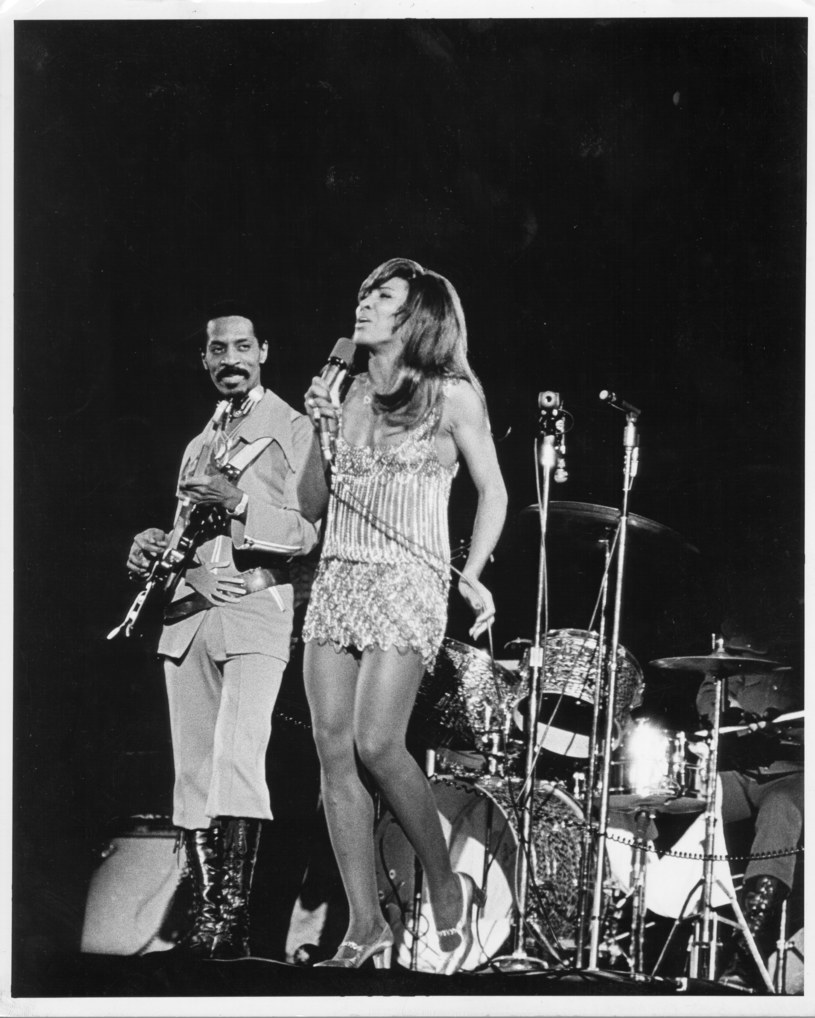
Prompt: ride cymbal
<box><xmin>649</xmin><ymin>648</ymin><xmax>781</xmax><ymax>677</ymax></box>
<box><xmin>520</xmin><ymin>501</ymin><xmax>699</xmax><ymax>555</ymax></box>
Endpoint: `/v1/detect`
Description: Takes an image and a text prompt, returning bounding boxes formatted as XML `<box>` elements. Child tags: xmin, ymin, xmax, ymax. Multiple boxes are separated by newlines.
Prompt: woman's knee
<box><xmin>355</xmin><ymin>729</ymin><xmax>406</xmax><ymax>777</ymax></box>
<box><xmin>311</xmin><ymin>717</ymin><xmax>355</xmax><ymax>770</ymax></box>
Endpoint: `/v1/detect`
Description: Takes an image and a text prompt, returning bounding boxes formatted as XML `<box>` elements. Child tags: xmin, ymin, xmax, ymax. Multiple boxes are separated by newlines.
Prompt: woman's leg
<box><xmin>303</xmin><ymin>640</ymin><xmax>386</xmax><ymax>946</ymax></box>
<box><xmin>353</xmin><ymin>647</ymin><xmax>464</xmax><ymax>941</ymax></box>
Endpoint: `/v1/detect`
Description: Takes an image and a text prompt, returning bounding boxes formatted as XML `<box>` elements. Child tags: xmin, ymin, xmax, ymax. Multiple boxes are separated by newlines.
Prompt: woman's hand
<box><xmin>304</xmin><ymin>376</ymin><xmax>339</xmax><ymax>432</ymax></box>
<box><xmin>458</xmin><ymin>572</ymin><xmax>496</xmax><ymax>641</ymax></box>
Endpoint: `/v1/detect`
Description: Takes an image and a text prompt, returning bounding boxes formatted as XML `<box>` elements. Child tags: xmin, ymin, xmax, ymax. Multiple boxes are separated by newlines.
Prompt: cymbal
<box><xmin>649</xmin><ymin>648</ymin><xmax>781</xmax><ymax>676</ymax></box>
<box><xmin>520</xmin><ymin>501</ymin><xmax>699</xmax><ymax>555</ymax></box>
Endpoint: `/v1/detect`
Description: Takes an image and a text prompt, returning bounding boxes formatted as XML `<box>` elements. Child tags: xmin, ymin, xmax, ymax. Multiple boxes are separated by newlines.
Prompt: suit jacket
<box><xmin>696</xmin><ymin>670</ymin><xmax>803</xmax><ymax>775</ymax></box>
<box><xmin>157</xmin><ymin>389</ymin><xmax>328</xmax><ymax>660</ymax></box>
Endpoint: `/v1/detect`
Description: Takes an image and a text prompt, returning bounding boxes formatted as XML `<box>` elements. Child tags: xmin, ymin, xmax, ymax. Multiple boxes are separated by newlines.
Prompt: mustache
<box><xmin>216</xmin><ymin>366</ymin><xmax>249</xmax><ymax>380</ymax></box>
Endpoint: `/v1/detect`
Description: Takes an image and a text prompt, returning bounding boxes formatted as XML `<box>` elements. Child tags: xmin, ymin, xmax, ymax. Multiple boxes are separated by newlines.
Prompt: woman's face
<box><xmin>353</xmin><ymin>275</ymin><xmax>410</xmax><ymax>348</ymax></box>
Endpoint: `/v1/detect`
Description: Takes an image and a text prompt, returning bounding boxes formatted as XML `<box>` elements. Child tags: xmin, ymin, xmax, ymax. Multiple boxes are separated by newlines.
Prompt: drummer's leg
<box><xmin>354</xmin><ymin>646</ymin><xmax>464</xmax><ymax>942</ymax></box>
<box><xmin>743</xmin><ymin>772</ymin><xmax>803</xmax><ymax>888</ymax></box>
<box><xmin>717</xmin><ymin>770</ymin><xmax>752</xmax><ymax>825</ymax></box>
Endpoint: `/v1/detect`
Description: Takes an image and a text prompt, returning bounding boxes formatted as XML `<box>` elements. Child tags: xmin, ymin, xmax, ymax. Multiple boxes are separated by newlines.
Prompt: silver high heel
<box><xmin>436</xmin><ymin>872</ymin><xmax>486</xmax><ymax>975</ymax></box>
<box><xmin>314</xmin><ymin>923</ymin><xmax>394</xmax><ymax>969</ymax></box>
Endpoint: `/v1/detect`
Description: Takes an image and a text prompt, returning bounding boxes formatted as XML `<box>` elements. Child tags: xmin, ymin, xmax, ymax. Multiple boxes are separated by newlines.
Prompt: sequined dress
<box><xmin>303</xmin><ymin>395</ymin><xmax>458</xmax><ymax>667</ymax></box>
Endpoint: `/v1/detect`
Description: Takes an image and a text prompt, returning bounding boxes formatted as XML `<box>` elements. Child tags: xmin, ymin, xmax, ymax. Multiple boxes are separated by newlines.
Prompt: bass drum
<box><xmin>374</xmin><ymin>775</ymin><xmax>585</xmax><ymax>972</ymax></box>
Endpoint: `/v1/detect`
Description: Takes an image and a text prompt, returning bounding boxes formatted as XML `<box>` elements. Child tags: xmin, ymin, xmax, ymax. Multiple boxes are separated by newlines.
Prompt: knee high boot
<box><xmin>719</xmin><ymin>875</ymin><xmax>787</xmax><ymax>991</ymax></box>
<box><xmin>176</xmin><ymin>825</ymin><xmax>223</xmax><ymax>957</ymax></box>
<box><xmin>210</xmin><ymin>817</ymin><xmax>262</xmax><ymax>959</ymax></box>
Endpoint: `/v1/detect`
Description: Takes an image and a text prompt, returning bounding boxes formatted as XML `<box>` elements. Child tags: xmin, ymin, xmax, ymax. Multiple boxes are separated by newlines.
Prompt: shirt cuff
<box><xmin>226</xmin><ymin>491</ymin><xmax>249</xmax><ymax>518</ymax></box>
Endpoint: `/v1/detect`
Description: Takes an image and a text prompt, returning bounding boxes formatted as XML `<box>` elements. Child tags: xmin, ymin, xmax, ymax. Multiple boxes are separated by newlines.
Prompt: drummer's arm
<box><xmin>696</xmin><ymin>674</ymin><xmax>741</xmax><ymax>724</ymax></box>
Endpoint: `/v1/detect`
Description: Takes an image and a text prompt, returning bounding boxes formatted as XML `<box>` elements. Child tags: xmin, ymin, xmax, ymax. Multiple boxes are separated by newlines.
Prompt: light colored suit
<box><xmin>159</xmin><ymin>390</ymin><xmax>328</xmax><ymax>829</ymax></box>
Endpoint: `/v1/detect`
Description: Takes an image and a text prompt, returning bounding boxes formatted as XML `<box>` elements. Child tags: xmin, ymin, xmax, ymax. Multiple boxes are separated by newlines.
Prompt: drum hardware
<box><xmin>773</xmin><ymin>899</ymin><xmax>789</xmax><ymax>994</ymax></box>
<box><xmin>648</xmin><ymin>638</ymin><xmax>780</xmax><ymax>991</ymax></box>
<box><xmin>490</xmin><ymin>392</ymin><xmax>568</xmax><ymax>974</ymax></box>
<box><xmin>478</xmin><ymin>704</ymin><xmax>512</xmax><ymax>778</ymax></box>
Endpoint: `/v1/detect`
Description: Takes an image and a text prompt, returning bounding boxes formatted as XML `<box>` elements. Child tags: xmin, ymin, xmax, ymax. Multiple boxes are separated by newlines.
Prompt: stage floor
<box><xmin>12</xmin><ymin>949</ymin><xmax>755</xmax><ymax>1000</ymax></box>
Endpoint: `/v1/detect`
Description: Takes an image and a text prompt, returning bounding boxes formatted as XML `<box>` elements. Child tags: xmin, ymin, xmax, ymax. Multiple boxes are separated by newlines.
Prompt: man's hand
<box><xmin>184</xmin><ymin>565</ymin><xmax>247</xmax><ymax>605</ymax></box>
<box><xmin>127</xmin><ymin>528</ymin><xmax>169</xmax><ymax>580</ymax></box>
<box><xmin>179</xmin><ymin>473</ymin><xmax>243</xmax><ymax>513</ymax></box>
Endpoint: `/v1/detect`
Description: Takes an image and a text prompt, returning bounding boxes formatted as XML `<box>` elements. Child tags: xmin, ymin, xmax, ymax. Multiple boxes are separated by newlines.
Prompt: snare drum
<box><xmin>374</xmin><ymin>775</ymin><xmax>585</xmax><ymax>972</ymax></box>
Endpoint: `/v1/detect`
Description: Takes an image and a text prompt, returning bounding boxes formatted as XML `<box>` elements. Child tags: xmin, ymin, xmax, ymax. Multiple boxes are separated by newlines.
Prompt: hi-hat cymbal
<box><xmin>520</xmin><ymin>501</ymin><xmax>699</xmax><ymax>555</ymax></box>
<box><xmin>649</xmin><ymin>648</ymin><xmax>781</xmax><ymax>676</ymax></box>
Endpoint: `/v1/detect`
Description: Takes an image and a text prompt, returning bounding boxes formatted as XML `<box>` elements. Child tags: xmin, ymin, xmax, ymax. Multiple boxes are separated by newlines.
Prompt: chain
<box><xmin>596</xmin><ymin>819</ymin><xmax>803</xmax><ymax>863</ymax></box>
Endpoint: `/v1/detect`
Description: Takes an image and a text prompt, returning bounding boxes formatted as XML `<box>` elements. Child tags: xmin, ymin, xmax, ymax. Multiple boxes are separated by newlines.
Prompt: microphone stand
<box><xmin>492</xmin><ymin>393</ymin><xmax>565</xmax><ymax>973</ymax></box>
<box><xmin>586</xmin><ymin>403</ymin><xmax>640</xmax><ymax>971</ymax></box>
<box><xmin>574</xmin><ymin>537</ymin><xmax>612</xmax><ymax>966</ymax></box>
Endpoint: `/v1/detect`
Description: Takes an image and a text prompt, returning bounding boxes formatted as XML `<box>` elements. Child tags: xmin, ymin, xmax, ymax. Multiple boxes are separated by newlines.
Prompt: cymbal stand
<box><xmin>651</xmin><ymin>641</ymin><xmax>775</xmax><ymax>992</ymax></box>
<box><xmin>587</xmin><ymin>398</ymin><xmax>640</xmax><ymax>970</ymax></box>
<box><xmin>491</xmin><ymin>391</ymin><xmax>566</xmax><ymax>973</ymax></box>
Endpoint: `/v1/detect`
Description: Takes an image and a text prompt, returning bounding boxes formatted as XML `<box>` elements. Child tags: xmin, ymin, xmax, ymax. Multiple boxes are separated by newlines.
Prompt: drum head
<box><xmin>374</xmin><ymin>776</ymin><xmax>517</xmax><ymax>973</ymax></box>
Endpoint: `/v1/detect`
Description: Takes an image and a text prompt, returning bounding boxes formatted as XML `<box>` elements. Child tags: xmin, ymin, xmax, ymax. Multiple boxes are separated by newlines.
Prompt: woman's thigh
<box><xmin>304</xmin><ymin>640</ymin><xmax>361</xmax><ymax>758</ymax></box>
<box><xmin>353</xmin><ymin>645</ymin><xmax>426</xmax><ymax>752</ymax></box>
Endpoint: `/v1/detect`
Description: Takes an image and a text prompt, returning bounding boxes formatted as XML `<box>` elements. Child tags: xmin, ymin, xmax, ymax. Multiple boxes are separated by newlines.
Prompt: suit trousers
<box><xmin>163</xmin><ymin>606</ymin><xmax>287</xmax><ymax>830</ymax></box>
<box><xmin>719</xmin><ymin>769</ymin><xmax>803</xmax><ymax>889</ymax></box>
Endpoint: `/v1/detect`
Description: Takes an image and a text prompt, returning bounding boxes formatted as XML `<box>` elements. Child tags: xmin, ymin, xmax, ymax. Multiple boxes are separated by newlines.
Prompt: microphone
<box><xmin>538</xmin><ymin>390</ymin><xmax>561</xmax><ymax>411</ymax></box>
<box><xmin>599</xmin><ymin>389</ymin><xmax>641</xmax><ymax>418</ymax></box>
<box><xmin>319</xmin><ymin>337</ymin><xmax>356</xmax><ymax>463</ymax></box>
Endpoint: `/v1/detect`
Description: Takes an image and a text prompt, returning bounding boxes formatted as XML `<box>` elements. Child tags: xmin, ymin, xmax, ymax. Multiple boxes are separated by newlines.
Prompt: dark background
<box><xmin>13</xmin><ymin>16</ymin><xmax>806</xmax><ymax>988</ymax></box>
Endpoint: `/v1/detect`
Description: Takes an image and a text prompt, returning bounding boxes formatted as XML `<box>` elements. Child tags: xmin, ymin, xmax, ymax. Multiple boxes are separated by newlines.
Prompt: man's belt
<box><xmin>163</xmin><ymin>563</ymin><xmax>291</xmax><ymax>623</ymax></box>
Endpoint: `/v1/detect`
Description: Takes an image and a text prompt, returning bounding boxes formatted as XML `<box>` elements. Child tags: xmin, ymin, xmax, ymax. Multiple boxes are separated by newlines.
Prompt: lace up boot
<box><xmin>719</xmin><ymin>875</ymin><xmax>787</xmax><ymax>991</ymax></box>
<box><xmin>210</xmin><ymin>817</ymin><xmax>262</xmax><ymax>959</ymax></box>
<box><xmin>176</xmin><ymin>825</ymin><xmax>223</xmax><ymax>957</ymax></box>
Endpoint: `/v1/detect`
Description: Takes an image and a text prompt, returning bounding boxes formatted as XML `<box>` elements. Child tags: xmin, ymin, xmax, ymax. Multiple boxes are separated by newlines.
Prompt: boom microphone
<box><xmin>599</xmin><ymin>389</ymin><xmax>641</xmax><ymax>418</ymax></box>
<box><xmin>319</xmin><ymin>337</ymin><xmax>356</xmax><ymax>463</ymax></box>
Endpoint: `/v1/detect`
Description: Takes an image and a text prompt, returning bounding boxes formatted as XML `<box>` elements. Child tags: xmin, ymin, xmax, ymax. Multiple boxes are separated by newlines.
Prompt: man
<box><xmin>127</xmin><ymin>303</ymin><xmax>328</xmax><ymax>959</ymax></box>
<box><xmin>695</xmin><ymin>636</ymin><xmax>803</xmax><ymax>992</ymax></box>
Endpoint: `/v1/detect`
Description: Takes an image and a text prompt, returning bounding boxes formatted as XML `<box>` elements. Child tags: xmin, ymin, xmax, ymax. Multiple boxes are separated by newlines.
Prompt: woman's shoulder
<box><xmin>440</xmin><ymin>374</ymin><xmax>486</xmax><ymax>421</ymax></box>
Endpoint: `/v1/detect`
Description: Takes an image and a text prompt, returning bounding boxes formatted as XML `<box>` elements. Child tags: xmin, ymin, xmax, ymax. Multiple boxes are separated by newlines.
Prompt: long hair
<box><xmin>359</xmin><ymin>257</ymin><xmax>486</xmax><ymax>428</ymax></box>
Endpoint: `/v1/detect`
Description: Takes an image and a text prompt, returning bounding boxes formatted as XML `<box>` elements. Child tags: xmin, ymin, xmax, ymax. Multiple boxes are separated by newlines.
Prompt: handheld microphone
<box><xmin>319</xmin><ymin>337</ymin><xmax>356</xmax><ymax>463</ymax></box>
<box><xmin>599</xmin><ymin>389</ymin><xmax>641</xmax><ymax>418</ymax></box>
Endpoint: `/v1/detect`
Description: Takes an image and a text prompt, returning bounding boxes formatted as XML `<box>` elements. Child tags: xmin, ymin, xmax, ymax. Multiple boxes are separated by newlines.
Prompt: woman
<box><xmin>302</xmin><ymin>257</ymin><xmax>508</xmax><ymax>974</ymax></box>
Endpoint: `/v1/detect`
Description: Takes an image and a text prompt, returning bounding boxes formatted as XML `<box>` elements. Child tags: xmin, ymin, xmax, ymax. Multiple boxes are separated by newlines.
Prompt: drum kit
<box><xmin>373</xmin><ymin>392</ymin><xmax>801</xmax><ymax>991</ymax></box>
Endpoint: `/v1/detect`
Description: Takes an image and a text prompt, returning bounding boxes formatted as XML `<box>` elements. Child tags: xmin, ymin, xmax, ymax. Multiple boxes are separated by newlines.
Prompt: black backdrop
<box><xmin>13</xmin><ymin>16</ymin><xmax>806</xmax><ymax>979</ymax></box>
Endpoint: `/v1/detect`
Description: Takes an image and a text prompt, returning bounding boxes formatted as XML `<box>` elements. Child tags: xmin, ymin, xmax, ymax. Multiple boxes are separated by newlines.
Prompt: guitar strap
<box><xmin>221</xmin><ymin>437</ymin><xmax>274</xmax><ymax>478</ymax></box>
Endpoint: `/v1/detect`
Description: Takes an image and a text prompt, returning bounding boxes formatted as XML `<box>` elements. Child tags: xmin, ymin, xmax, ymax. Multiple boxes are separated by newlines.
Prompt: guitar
<box><xmin>107</xmin><ymin>401</ymin><xmax>232</xmax><ymax>640</ymax></box>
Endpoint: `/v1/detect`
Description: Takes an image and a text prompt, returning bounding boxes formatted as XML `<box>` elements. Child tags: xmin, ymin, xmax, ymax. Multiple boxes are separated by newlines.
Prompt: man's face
<box><xmin>203</xmin><ymin>316</ymin><xmax>268</xmax><ymax>397</ymax></box>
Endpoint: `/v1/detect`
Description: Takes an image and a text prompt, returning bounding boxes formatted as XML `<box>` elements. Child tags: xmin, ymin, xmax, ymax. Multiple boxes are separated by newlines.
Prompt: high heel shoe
<box><xmin>436</xmin><ymin>871</ymin><xmax>486</xmax><ymax>975</ymax></box>
<box><xmin>314</xmin><ymin>923</ymin><xmax>394</xmax><ymax>969</ymax></box>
